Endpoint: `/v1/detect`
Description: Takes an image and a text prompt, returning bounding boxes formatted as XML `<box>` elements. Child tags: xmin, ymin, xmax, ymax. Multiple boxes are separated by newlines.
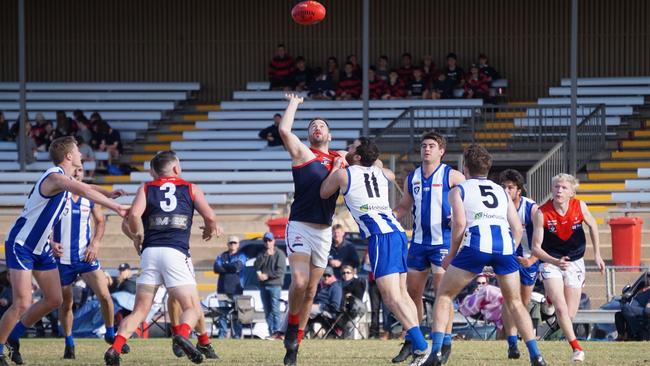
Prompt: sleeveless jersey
<box><xmin>6</xmin><ymin>166</ymin><xmax>70</xmax><ymax>255</ymax></box>
<box><xmin>540</xmin><ymin>198</ymin><xmax>586</xmax><ymax>261</ymax></box>
<box><xmin>343</xmin><ymin>165</ymin><xmax>404</xmax><ymax>238</ymax></box>
<box><xmin>142</xmin><ymin>176</ymin><xmax>195</xmax><ymax>256</ymax></box>
<box><xmin>289</xmin><ymin>148</ymin><xmax>339</xmax><ymax>226</ymax></box>
<box><xmin>407</xmin><ymin>164</ymin><xmax>452</xmax><ymax>246</ymax></box>
<box><xmin>458</xmin><ymin>178</ymin><xmax>515</xmax><ymax>255</ymax></box>
<box><xmin>53</xmin><ymin>196</ymin><xmax>94</xmax><ymax>265</ymax></box>
<box><xmin>516</xmin><ymin>196</ymin><xmax>536</xmax><ymax>258</ymax></box>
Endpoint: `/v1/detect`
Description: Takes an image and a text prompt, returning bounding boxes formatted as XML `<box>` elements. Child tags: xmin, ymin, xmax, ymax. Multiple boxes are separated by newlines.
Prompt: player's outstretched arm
<box><xmin>42</xmin><ymin>173</ymin><xmax>128</xmax><ymax>217</ymax></box>
<box><xmin>581</xmin><ymin>200</ymin><xmax>605</xmax><ymax>274</ymax></box>
<box><xmin>89</xmin><ymin>184</ymin><xmax>127</xmax><ymax>199</ymax></box>
<box><xmin>518</xmin><ymin>203</ymin><xmax>540</xmax><ymax>267</ymax></box>
<box><xmin>192</xmin><ymin>184</ymin><xmax>223</xmax><ymax>241</ymax></box>
<box><xmin>320</xmin><ymin>160</ymin><xmax>347</xmax><ymax>199</ymax></box>
<box><xmin>278</xmin><ymin>93</ymin><xmax>313</xmax><ymax>165</ymax></box>
<box><xmin>85</xmin><ymin>204</ymin><xmax>106</xmax><ymax>263</ymax></box>
<box><xmin>448</xmin><ymin>169</ymin><xmax>466</xmax><ymax>187</ymax></box>
<box><xmin>506</xmin><ymin>195</ymin><xmax>523</xmax><ymax>246</ymax></box>
<box><xmin>393</xmin><ymin>178</ymin><xmax>413</xmax><ymax>220</ymax></box>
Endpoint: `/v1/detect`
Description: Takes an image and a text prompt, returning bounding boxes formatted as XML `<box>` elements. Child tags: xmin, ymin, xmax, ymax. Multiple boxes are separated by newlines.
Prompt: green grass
<box><xmin>9</xmin><ymin>338</ymin><xmax>650</xmax><ymax>365</ymax></box>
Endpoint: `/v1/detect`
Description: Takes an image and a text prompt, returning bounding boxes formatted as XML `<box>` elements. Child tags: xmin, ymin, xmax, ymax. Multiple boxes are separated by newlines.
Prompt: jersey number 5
<box><xmin>479</xmin><ymin>185</ymin><xmax>498</xmax><ymax>208</ymax></box>
<box><xmin>364</xmin><ymin>173</ymin><xmax>380</xmax><ymax>198</ymax></box>
<box><xmin>159</xmin><ymin>182</ymin><xmax>177</xmax><ymax>212</ymax></box>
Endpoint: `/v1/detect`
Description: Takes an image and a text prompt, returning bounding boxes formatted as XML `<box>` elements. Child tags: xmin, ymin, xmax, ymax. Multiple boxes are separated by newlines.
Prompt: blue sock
<box><xmin>65</xmin><ymin>335</ymin><xmax>74</xmax><ymax>347</ymax></box>
<box><xmin>443</xmin><ymin>333</ymin><xmax>452</xmax><ymax>346</ymax></box>
<box><xmin>9</xmin><ymin>321</ymin><xmax>27</xmax><ymax>341</ymax></box>
<box><xmin>525</xmin><ymin>339</ymin><xmax>541</xmax><ymax>360</ymax></box>
<box><xmin>508</xmin><ymin>335</ymin><xmax>518</xmax><ymax>347</ymax></box>
<box><xmin>406</xmin><ymin>326</ymin><xmax>427</xmax><ymax>353</ymax></box>
<box><xmin>404</xmin><ymin>332</ymin><xmax>412</xmax><ymax>343</ymax></box>
<box><xmin>105</xmin><ymin>326</ymin><xmax>115</xmax><ymax>339</ymax></box>
<box><xmin>430</xmin><ymin>331</ymin><xmax>444</xmax><ymax>354</ymax></box>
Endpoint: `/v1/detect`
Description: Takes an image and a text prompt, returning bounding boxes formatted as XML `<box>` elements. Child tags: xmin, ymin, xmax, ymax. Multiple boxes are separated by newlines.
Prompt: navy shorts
<box><xmin>5</xmin><ymin>241</ymin><xmax>58</xmax><ymax>271</ymax></box>
<box><xmin>58</xmin><ymin>260</ymin><xmax>102</xmax><ymax>286</ymax></box>
<box><xmin>519</xmin><ymin>259</ymin><xmax>540</xmax><ymax>286</ymax></box>
<box><xmin>368</xmin><ymin>231</ymin><xmax>408</xmax><ymax>279</ymax></box>
<box><xmin>451</xmin><ymin>246</ymin><xmax>519</xmax><ymax>275</ymax></box>
<box><xmin>407</xmin><ymin>244</ymin><xmax>449</xmax><ymax>270</ymax></box>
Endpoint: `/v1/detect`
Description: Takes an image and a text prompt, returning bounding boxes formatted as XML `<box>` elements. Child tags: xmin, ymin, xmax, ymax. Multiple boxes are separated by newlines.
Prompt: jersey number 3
<box><xmin>479</xmin><ymin>185</ymin><xmax>498</xmax><ymax>208</ymax></box>
<box><xmin>159</xmin><ymin>182</ymin><xmax>177</xmax><ymax>212</ymax></box>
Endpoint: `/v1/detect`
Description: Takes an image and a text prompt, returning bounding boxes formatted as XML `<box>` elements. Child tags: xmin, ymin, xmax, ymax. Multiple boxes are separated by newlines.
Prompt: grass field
<box><xmin>8</xmin><ymin>338</ymin><xmax>650</xmax><ymax>366</ymax></box>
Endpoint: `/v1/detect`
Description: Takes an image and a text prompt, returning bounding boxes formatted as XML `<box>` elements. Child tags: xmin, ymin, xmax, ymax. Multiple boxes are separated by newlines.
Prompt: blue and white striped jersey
<box><xmin>516</xmin><ymin>196</ymin><xmax>536</xmax><ymax>258</ymax></box>
<box><xmin>53</xmin><ymin>196</ymin><xmax>94</xmax><ymax>265</ymax></box>
<box><xmin>407</xmin><ymin>164</ymin><xmax>452</xmax><ymax>247</ymax></box>
<box><xmin>6</xmin><ymin>166</ymin><xmax>71</xmax><ymax>255</ymax></box>
<box><xmin>344</xmin><ymin>165</ymin><xmax>404</xmax><ymax>238</ymax></box>
<box><xmin>458</xmin><ymin>178</ymin><xmax>515</xmax><ymax>255</ymax></box>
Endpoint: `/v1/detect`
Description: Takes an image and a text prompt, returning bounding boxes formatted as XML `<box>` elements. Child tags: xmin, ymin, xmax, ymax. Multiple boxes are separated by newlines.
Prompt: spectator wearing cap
<box><xmin>258</xmin><ymin>113</ymin><xmax>284</xmax><ymax>150</ymax></box>
<box><xmin>109</xmin><ymin>263</ymin><xmax>136</xmax><ymax>294</ymax></box>
<box><xmin>254</xmin><ymin>232</ymin><xmax>287</xmax><ymax>337</ymax></box>
<box><xmin>328</xmin><ymin>224</ymin><xmax>360</xmax><ymax>278</ymax></box>
<box><xmin>213</xmin><ymin>235</ymin><xmax>247</xmax><ymax>338</ymax></box>
<box><xmin>310</xmin><ymin>267</ymin><xmax>343</xmax><ymax>318</ymax></box>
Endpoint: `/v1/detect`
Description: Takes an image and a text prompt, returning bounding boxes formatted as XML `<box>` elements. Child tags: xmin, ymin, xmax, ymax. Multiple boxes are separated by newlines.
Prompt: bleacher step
<box><xmin>611</xmin><ymin>150</ymin><xmax>650</xmax><ymax>159</ymax></box>
<box><xmin>599</xmin><ymin>160</ymin><xmax>650</xmax><ymax>169</ymax></box>
<box><xmin>577</xmin><ymin>183</ymin><xmax>624</xmax><ymax>192</ymax></box>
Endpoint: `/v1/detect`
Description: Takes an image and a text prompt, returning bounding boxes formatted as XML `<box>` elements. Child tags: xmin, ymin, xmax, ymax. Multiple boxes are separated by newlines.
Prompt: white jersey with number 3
<box><xmin>458</xmin><ymin>178</ymin><xmax>515</xmax><ymax>255</ymax></box>
<box><xmin>344</xmin><ymin>165</ymin><xmax>404</xmax><ymax>238</ymax></box>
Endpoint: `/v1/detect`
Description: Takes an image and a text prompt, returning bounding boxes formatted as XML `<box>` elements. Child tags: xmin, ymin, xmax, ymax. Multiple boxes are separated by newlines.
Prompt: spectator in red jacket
<box><xmin>368</xmin><ymin>67</ymin><xmax>388</xmax><ymax>100</ymax></box>
<box><xmin>336</xmin><ymin>62</ymin><xmax>362</xmax><ymax>100</ymax></box>
<box><xmin>398</xmin><ymin>52</ymin><xmax>415</xmax><ymax>85</ymax></box>
<box><xmin>382</xmin><ymin>69</ymin><xmax>407</xmax><ymax>100</ymax></box>
<box><xmin>464</xmin><ymin>64</ymin><xmax>490</xmax><ymax>100</ymax></box>
<box><xmin>346</xmin><ymin>54</ymin><xmax>362</xmax><ymax>79</ymax></box>
<box><xmin>268</xmin><ymin>44</ymin><xmax>295</xmax><ymax>90</ymax></box>
<box><xmin>375</xmin><ymin>55</ymin><xmax>390</xmax><ymax>83</ymax></box>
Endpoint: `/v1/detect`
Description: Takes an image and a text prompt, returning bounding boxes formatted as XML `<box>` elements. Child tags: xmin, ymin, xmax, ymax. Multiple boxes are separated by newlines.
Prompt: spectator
<box><xmin>98</xmin><ymin>121</ymin><xmax>122</xmax><ymax>164</ymax></box>
<box><xmin>421</xmin><ymin>55</ymin><xmax>438</xmax><ymax>85</ymax></box>
<box><xmin>478</xmin><ymin>54</ymin><xmax>501</xmax><ymax>82</ymax></box>
<box><xmin>618</xmin><ymin>273</ymin><xmax>650</xmax><ymax>340</ymax></box>
<box><xmin>0</xmin><ymin>271</ymin><xmax>12</xmax><ymax>318</ymax></box>
<box><xmin>368</xmin><ymin>67</ymin><xmax>388</xmax><ymax>100</ymax></box>
<box><xmin>258</xmin><ymin>113</ymin><xmax>284</xmax><ymax>149</ymax></box>
<box><xmin>430</xmin><ymin>73</ymin><xmax>455</xmax><ymax>100</ymax></box>
<box><xmin>336</xmin><ymin>62</ymin><xmax>362</xmax><ymax>100</ymax></box>
<box><xmin>459</xmin><ymin>273</ymin><xmax>505</xmax><ymax>330</ymax></box>
<box><xmin>213</xmin><ymin>235</ymin><xmax>247</xmax><ymax>338</ymax></box>
<box><xmin>326</xmin><ymin>56</ymin><xmax>341</xmax><ymax>89</ymax></box>
<box><xmin>109</xmin><ymin>263</ymin><xmax>136</xmax><ymax>294</ymax></box>
<box><xmin>310</xmin><ymin>267</ymin><xmax>343</xmax><ymax>318</ymax></box>
<box><xmin>55</xmin><ymin>110</ymin><xmax>78</xmax><ymax>137</ymax></box>
<box><xmin>340</xmin><ymin>265</ymin><xmax>364</xmax><ymax>300</ymax></box>
<box><xmin>73</xmin><ymin>109</ymin><xmax>89</xmax><ymax>126</ymax></box>
<box><xmin>444</xmin><ymin>52</ymin><xmax>465</xmax><ymax>89</ymax></box>
<box><xmin>0</xmin><ymin>112</ymin><xmax>10</xmax><ymax>141</ymax></box>
<box><xmin>291</xmin><ymin>56</ymin><xmax>314</xmax><ymax>92</ymax></box>
<box><xmin>76</xmin><ymin>118</ymin><xmax>93</xmax><ymax>145</ymax></box>
<box><xmin>464</xmin><ymin>64</ymin><xmax>490</xmax><ymax>100</ymax></box>
<box><xmin>375</xmin><ymin>55</ymin><xmax>390</xmax><ymax>82</ymax></box>
<box><xmin>77</xmin><ymin>136</ymin><xmax>96</xmax><ymax>178</ymax></box>
<box><xmin>268</xmin><ymin>43</ymin><xmax>295</xmax><ymax>90</ymax></box>
<box><xmin>408</xmin><ymin>68</ymin><xmax>428</xmax><ymax>99</ymax></box>
<box><xmin>37</xmin><ymin>121</ymin><xmax>57</xmax><ymax>151</ymax></box>
<box><xmin>328</xmin><ymin>224</ymin><xmax>360</xmax><ymax>278</ymax></box>
<box><xmin>13</xmin><ymin>120</ymin><xmax>38</xmax><ymax>164</ymax></box>
<box><xmin>308</xmin><ymin>67</ymin><xmax>336</xmax><ymax>100</ymax></box>
<box><xmin>254</xmin><ymin>232</ymin><xmax>287</xmax><ymax>338</ymax></box>
<box><xmin>345</xmin><ymin>54</ymin><xmax>362</xmax><ymax>78</ymax></box>
<box><xmin>382</xmin><ymin>69</ymin><xmax>407</xmax><ymax>100</ymax></box>
<box><xmin>397</xmin><ymin>52</ymin><xmax>415</xmax><ymax>85</ymax></box>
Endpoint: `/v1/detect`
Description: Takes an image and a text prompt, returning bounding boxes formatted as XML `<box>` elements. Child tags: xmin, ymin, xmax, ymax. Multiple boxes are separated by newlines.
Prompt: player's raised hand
<box><xmin>285</xmin><ymin>92</ymin><xmax>304</xmax><ymax>105</ymax></box>
<box><xmin>51</xmin><ymin>241</ymin><xmax>64</xmax><ymax>257</ymax></box>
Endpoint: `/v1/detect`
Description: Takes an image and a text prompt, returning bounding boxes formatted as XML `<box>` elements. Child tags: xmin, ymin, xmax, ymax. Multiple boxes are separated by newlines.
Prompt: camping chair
<box><xmin>616</xmin><ymin>270</ymin><xmax>650</xmax><ymax>341</ymax></box>
<box><xmin>203</xmin><ymin>293</ymin><xmax>236</xmax><ymax>337</ymax></box>
<box><xmin>140</xmin><ymin>286</ymin><xmax>169</xmax><ymax>336</ymax></box>
<box><xmin>235</xmin><ymin>295</ymin><xmax>256</xmax><ymax>337</ymax></box>
<box><xmin>323</xmin><ymin>296</ymin><xmax>367</xmax><ymax>339</ymax></box>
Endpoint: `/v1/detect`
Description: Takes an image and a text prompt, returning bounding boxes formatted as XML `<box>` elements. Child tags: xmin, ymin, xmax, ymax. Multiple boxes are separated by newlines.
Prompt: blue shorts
<box><xmin>5</xmin><ymin>241</ymin><xmax>58</xmax><ymax>271</ymax></box>
<box><xmin>368</xmin><ymin>231</ymin><xmax>408</xmax><ymax>279</ymax></box>
<box><xmin>518</xmin><ymin>259</ymin><xmax>540</xmax><ymax>286</ymax></box>
<box><xmin>451</xmin><ymin>246</ymin><xmax>519</xmax><ymax>275</ymax></box>
<box><xmin>57</xmin><ymin>260</ymin><xmax>102</xmax><ymax>286</ymax></box>
<box><xmin>407</xmin><ymin>244</ymin><xmax>449</xmax><ymax>271</ymax></box>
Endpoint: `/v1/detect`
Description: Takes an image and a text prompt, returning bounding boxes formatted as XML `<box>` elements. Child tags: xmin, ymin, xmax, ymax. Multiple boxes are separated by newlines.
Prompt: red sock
<box><xmin>297</xmin><ymin>329</ymin><xmax>304</xmax><ymax>345</ymax></box>
<box><xmin>288</xmin><ymin>313</ymin><xmax>300</xmax><ymax>326</ymax></box>
<box><xmin>178</xmin><ymin>323</ymin><xmax>192</xmax><ymax>339</ymax></box>
<box><xmin>171</xmin><ymin>325</ymin><xmax>180</xmax><ymax>336</ymax></box>
<box><xmin>569</xmin><ymin>339</ymin><xmax>582</xmax><ymax>351</ymax></box>
<box><xmin>198</xmin><ymin>332</ymin><xmax>210</xmax><ymax>346</ymax></box>
<box><xmin>112</xmin><ymin>334</ymin><xmax>127</xmax><ymax>354</ymax></box>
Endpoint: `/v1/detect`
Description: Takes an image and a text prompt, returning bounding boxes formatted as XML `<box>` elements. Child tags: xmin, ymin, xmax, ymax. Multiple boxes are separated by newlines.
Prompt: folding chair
<box><xmin>202</xmin><ymin>293</ymin><xmax>236</xmax><ymax>337</ymax></box>
<box><xmin>323</xmin><ymin>296</ymin><xmax>367</xmax><ymax>339</ymax></box>
<box><xmin>140</xmin><ymin>286</ymin><xmax>168</xmax><ymax>336</ymax></box>
<box><xmin>235</xmin><ymin>295</ymin><xmax>256</xmax><ymax>337</ymax></box>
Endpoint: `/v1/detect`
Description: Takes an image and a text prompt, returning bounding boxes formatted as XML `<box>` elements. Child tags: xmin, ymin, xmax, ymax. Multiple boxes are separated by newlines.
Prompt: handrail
<box><xmin>526</xmin><ymin>142</ymin><xmax>567</xmax><ymax>203</ymax></box>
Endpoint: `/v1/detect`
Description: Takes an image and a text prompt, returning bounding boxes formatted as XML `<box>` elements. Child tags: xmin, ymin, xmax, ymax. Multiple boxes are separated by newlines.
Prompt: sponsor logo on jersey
<box><xmin>414</xmin><ymin>186</ymin><xmax>421</xmax><ymax>195</ymax></box>
<box><xmin>474</xmin><ymin>212</ymin><xmax>505</xmax><ymax>220</ymax></box>
<box><xmin>360</xmin><ymin>203</ymin><xmax>390</xmax><ymax>213</ymax></box>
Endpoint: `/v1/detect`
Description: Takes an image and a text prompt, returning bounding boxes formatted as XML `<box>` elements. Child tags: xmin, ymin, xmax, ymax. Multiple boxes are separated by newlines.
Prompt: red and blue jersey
<box><xmin>540</xmin><ymin>198</ymin><xmax>586</xmax><ymax>261</ymax></box>
<box><xmin>142</xmin><ymin>176</ymin><xmax>195</xmax><ymax>256</ymax></box>
<box><xmin>289</xmin><ymin>148</ymin><xmax>339</xmax><ymax>226</ymax></box>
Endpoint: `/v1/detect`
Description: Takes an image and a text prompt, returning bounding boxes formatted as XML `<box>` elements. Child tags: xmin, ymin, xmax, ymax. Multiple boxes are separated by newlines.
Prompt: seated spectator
<box><xmin>309</xmin><ymin>67</ymin><xmax>336</xmax><ymax>100</ymax></box>
<box><xmin>617</xmin><ymin>272</ymin><xmax>650</xmax><ymax>340</ymax></box>
<box><xmin>397</xmin><ymin>52</ymin><xmax>415</xmax><ymax>85</ymax></box>
<box><xmin>421</xmin><ymin>55</ymin><xmax>438</xmax><ymax>85</ymax></box>
<box><xmin>98</xmin><ymin>121</ymin><xmax>122</xmax><ymax>164</ymax></box>
<box><xmin>341</xmin><ymin>265</ymin><xmax>365</xmax><ymax>300</ymax></box>
<box><xmin>464</xmin><ymin>64</ymin><xmax>490</xmax><ymax>100</ymax></box>
<box><xmin>368</xmin><ymin>67</ymin><xmax>388</xmax><ymax>100</ymax></box>
<box><xmin>55</xmin><ymin>110</ymin><xmax>78</xmax><ymax>137</ymax></box>
<box><xmin>430</xmin><ymin>73</ymin><xmax>455</xmax><ymax>100</ymax></box>
<box><xmin>336</xmin><ymin>62</ymin><xmax>362</xmax><ymax>100</ymax></box>
<box><xmin>258</xmin><ymin>113</ymin><xmax>284</xmax><ymax>149</ymax></box>
<box><xmin>291</xmin><ymin>56</ymin><xmax>314</xmax><ymax>92</ymax></box>
<box><xmin>375</xmin><ymin>55</ymin><xmax>390</xmax><ymax>82</ymax></box>
<box><xmin>213</xmin><ymin>235</ymin><xmax>246</xmax><ymax>338</ymax></box>
<box><xmin>345</xmin><ymin>54</ymin><xmax>362</xmax><ymax>78</ymax></box>
<box><xmin>326</xmin><ymin>56</ymin><xmax>340</xmax><ymax>89</ymax></box>
<box><xmin>444</xmin><ymin>52</ymin><xmax>465</xmax><ymax>89</ymax></box>
<box><xmin>77</xmin><ymin>136</ymin><xmax>96</xmax><ymax>178</ymax></box>
<box><xmin>109</xmin><ymin>263</ymin><xmax>136</xmax><ymax>294</ymax></box>
<box><xmin>328</xmin><ymin>224</ymin><xmax>360</xmax><ymax>278</ymax></box>
<box><xmin>12</xmin><ymin>119</ymin><xmax>38</xmax><ymax>164</ymax></box>
<box><xmin>382</xmin><ymin>70</ymin><xmax>407</xmax><ymax>99</ymax></box>
<box><xmin>37</xmin><ymin>121</ymin><xmax>57</xmax><ymax>151</ymax></box>
<box><xmin>310</xmin><ymin>267</ymin><xmax>343</xmax><ymax>318</ymax></box>
<box><xmin>459</xmin><ymin>273</ymin><xmax>504</xmax><ymax>330</ymax></box>
<box><xmin>478</xmin><ymin>53</ymin><xmax>501</xmax><ymax>82</ymax></box>
<box><xmin>73</xmin><ymin>109</ymin><xmax>89</xmax><ymax>126</ymax></box>
<box><xmin>408</xmin><ymin>68</ymin><xmax>428</xmax><ymax>99</ymax></box>
<box><xmin>268</xmin><ymin>43</ymin><xmax>295</xmax><ymax>90</ymax></box>
<box><xmin>0</xmin><ymin>112</ymin><xmax>11</xmax><ymax>141</ymax></box>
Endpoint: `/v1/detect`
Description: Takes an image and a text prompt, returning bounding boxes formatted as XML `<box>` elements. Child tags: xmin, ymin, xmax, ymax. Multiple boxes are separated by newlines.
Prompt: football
<box><xmin>291</xmin><ymin>1</ymin><xmax>326</xmax><ymax>26</ymax></box>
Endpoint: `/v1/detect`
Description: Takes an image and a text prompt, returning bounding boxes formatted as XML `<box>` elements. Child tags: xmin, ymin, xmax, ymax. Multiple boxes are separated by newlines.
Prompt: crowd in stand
<box><xmin>268</xmin><ymin>44</ymin><xmax>502</xmax><ymax>102</ymax></box>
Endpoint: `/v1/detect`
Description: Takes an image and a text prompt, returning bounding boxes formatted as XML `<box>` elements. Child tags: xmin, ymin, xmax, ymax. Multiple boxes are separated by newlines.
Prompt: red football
<box><xmin>291</xmin><ymin>1</ymin><xmax>326</xmax><ymax>26</ymax></box>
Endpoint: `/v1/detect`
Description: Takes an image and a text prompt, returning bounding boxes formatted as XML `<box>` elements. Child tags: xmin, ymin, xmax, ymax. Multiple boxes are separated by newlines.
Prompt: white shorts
<box><xmin>137</xmin><ymin>246</ymin><xmax>196</xmax><ymax>288</ymax></box>
<box><xmin>285</xmin><ymin>221</ymin><xmax>332</xmax><ymax>268</ymax></box>
<box><xmin>539</xmin><ymin>258</ymin><xmax>585</xmax><ymax>289</ymax></box>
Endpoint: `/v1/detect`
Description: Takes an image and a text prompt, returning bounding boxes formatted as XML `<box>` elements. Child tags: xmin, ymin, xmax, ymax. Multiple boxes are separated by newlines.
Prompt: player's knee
<box><xmin>45</xmin><ymin>294</ymin><xmax>63</xmax><ymax>310</ymax></box>
<box><xmin>290</xmin><ymin>276</ymin><xmax>308</xmax><ymax>292</ymax></box>
<box><xmin>303</xmin><ymin>284</ymin><xmax>318</xmax><ymax>301</ymax></box>
<box><xmin>13</xmin><ymin>299</ymin><xmax>31</xmax><ymax>314</ymax></box>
